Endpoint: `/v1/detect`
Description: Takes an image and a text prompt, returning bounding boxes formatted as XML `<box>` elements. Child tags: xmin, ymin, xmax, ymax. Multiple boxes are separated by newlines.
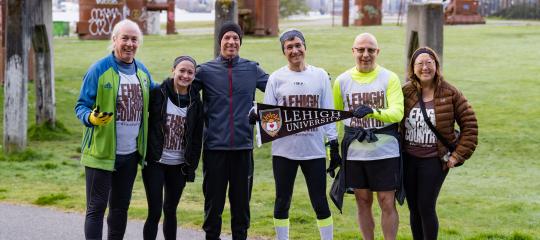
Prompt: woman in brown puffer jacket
<box><xmin>401</xmin><ymin>47</ymin><xmax>478</xmax><ymax>240</ymax></box>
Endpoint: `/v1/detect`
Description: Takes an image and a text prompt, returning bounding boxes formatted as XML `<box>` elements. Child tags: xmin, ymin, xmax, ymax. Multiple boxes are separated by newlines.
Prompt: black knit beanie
<box><xmin>279</xmin><ymin>29</ymin><xmax>306</xmax><ymax>53</ymax></box>
<box><xmin>218</xmin><ymin>22</ymin><xmax>243</xmax><ymax>46</ymax></box>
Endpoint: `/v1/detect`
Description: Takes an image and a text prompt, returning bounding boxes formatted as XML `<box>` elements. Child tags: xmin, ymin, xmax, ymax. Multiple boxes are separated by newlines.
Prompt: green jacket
<box><xmin>75</xmin><ymin>54</ymin><xmax>156</xmax><ymax>171</ymax></box>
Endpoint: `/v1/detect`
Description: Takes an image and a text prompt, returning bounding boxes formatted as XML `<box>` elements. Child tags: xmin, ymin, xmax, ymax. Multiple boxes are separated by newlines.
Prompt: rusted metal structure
<box><xmin>76</xmin><ymin>0</ymin><xmax>175</xmax><ymax>40</ymax></box>
<box><xmin>444</xmin><ymin>0</ymin><xmax>486</xmax><ymax>24</ymax></box>
<box><xmin>237</xmin><ymin>0</ymin><xmax>279</xmax><ymax>36</ymax></box>
<box><xmin>354</xmin><ymin>0</ymin><xmax>382</xmax><ymax>26</ymax></box>
<box><xmin>343</xmin><ymin>0</ymin><xmax>350</xmax><ymax>26</ymax></box>
<box><xmin>147</xmin><ymin>0</ymin><xmax>175</xmax><ymax>34</ymax></box>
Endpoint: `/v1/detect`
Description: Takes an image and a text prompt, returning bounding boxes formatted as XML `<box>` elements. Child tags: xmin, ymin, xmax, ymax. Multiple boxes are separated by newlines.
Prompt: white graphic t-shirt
<box><xmin>335</xmin><ymin>67</ymin><xmax>400</xmax><ymax>160</ymax></box>
<box><xmin>116</xmin><ymin>72</ymin><xmax>142</xmax><ymax>155</ymax></box>
<box><xmin>404</xmin><ymin>100</ymin><xmax>438</xmax><ymax>158</ymax></box>
<box><xmin>159</xmin><ymin>98</ymin><xmax>187</xmax><ymax>165</ymax></box>
<box><xmin>263</xmin><ymin>65</ymin><xmax>337</xmax><ymax>160</ymax></box>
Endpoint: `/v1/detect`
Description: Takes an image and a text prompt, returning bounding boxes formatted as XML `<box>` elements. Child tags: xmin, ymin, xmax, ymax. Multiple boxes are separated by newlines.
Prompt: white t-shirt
<box><xmin>115</xmin><ymin>72</ymin><xmax>142</xmax><ymax>155</ymax></box>
<box><xmin>263</xmin><ymin>65</ymin><xmax>338</xmax><ymax>160</ymax></box>
<box><xmin>159</xmin><ymin>98</ymin><xmax>187</xmax><ymax>165</ymax></box>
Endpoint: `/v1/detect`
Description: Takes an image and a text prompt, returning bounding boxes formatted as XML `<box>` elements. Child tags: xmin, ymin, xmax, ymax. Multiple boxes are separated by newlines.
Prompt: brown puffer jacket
<box><xmin>402</xmin><ymin>80</ymin><xmax>478</xmax><ymax>166</ymax></box>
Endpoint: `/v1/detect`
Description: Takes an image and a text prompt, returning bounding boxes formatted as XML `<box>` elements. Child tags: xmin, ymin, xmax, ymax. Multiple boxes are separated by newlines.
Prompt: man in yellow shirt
<box><xmin>332</xmin><ymin>33</ymin><xmax>404</xmax><ymax>240</ymax></box>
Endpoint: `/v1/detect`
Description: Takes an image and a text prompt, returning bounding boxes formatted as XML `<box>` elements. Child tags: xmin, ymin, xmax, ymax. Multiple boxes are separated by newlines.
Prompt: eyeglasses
<box><xmin>353</xmin><ymin>47</ymin><xmax>377</xmax><ymax>55</ymax></box>
<box><xmin>414</xmin><ymin>60</ymin><xmax>435</xmax><ymax>67</ymax></box>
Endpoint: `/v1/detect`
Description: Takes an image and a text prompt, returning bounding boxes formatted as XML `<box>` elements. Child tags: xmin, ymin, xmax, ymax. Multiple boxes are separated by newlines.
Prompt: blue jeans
<box><xmin>84</xmin><ymin>152</ymin><xmax>139</xmax><ymax>240</ymax></box>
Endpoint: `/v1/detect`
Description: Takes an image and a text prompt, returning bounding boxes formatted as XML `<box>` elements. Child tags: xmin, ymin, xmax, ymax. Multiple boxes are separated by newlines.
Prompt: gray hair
<box><xmin>107</xmin><ymin>19</ymin><xmax>143</xmax><ymax>52</ymax></box>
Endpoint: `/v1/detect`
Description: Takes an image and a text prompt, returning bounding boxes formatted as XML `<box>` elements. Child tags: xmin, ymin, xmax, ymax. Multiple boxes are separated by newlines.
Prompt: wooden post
<box><xmin>214</xmin><ymin>0</ymin><xmax>238</xmax><ymax>57</ymax></box>
<box><xmin>342</xmin><ymin>0</ymin><xmax>350</xmax><ymax>27</ymax></box>
<box><xmin>405</xmin><ymin>3</ymin><xmax>443</xmax><ymax>77</ymax></box>
<box><xmin>4</xmin><ymin>0</ymin><xmax>29</xmax><ymax>152</ymax></box>
<box><xmin>31</xmin><ymin>0</ymin><xmax>56</xmax><ymax>126</ymax></box>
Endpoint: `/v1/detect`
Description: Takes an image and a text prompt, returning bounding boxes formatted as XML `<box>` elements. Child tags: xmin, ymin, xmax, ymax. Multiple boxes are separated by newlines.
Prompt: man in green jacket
<box><xmin>75</xmin><ymin>19</ymin><xmax>157</xmax><ymax>240</ymax></box>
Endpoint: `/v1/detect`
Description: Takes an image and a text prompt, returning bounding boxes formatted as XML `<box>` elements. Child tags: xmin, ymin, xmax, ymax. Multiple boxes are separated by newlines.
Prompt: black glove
<box><xmin>326</xmin><ymin>140</ymin><xmax>342</xmax><ymax>178</ymax></box>
<box><xmin>248</xmin><ymin>107</ymin><xmax>259</xmax><ymax>125</ymax></box>
<box><xmin>352</xmin><ymin>105</ymin><xmax>374</xmax><ymax>119</ymax></box>
<box><xmin>180</xmin><ymin>164</ymin><xmax>195</xmax><ymax>182</ymax></box>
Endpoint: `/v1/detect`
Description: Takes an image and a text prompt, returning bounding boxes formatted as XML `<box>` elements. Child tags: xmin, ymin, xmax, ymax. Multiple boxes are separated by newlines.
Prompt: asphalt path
<box><xmin>0</xmin><ymin>203</ymin><xmax>234</xmax><ymax>240</ymax></box>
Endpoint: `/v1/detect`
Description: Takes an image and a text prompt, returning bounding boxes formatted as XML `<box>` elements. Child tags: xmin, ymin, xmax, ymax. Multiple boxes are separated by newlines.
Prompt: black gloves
<box><xmin>326</xmin><ymin>139</ymin><xmax>342</xmax><ymax>178</ymax></box>
<box><xmin>180</xmin><ymin>164</ymin><xmax>195</xmax><ymax>182</ymax></box>
<box><xmin>352</xmin><ymin>105</ymin><xmax>374</xmax><ymax>119</ymax></box>
<box><xmin>248</xmin><ymin>107</ymin><xmax>259</xmax><ymax>125</ymax></box>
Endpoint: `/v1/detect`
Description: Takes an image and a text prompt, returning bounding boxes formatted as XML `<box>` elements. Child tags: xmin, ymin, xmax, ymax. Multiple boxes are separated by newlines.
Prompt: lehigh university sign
<box><xmin>255</xmin><ymin>103</ymin><xmax>354</xmax><ymax>145</ymax></box>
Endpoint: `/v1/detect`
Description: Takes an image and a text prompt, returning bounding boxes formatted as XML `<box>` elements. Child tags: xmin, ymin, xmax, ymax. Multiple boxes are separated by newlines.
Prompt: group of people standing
<box><xmin>75</xmin><ymin>19</ymin><xmax>478</xmax><ymax>240</ymax></box>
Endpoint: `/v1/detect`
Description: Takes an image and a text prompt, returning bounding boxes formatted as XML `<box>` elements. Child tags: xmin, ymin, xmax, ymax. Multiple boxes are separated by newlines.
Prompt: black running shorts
<box><xmin>345</xmin><ymin>157</ymin><xmax>399</xmax><ymax>192</ymax></box>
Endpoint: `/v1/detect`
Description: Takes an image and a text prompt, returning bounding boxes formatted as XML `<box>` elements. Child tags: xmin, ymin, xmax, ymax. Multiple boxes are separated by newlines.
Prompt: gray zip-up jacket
<box><xmin>194</xmin><ymin>55</ymin><xmax>268</xmax><ymax>150</ymax></box>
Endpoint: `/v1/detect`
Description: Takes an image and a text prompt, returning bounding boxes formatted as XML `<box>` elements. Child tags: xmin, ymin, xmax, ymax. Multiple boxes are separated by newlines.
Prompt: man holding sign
<box><xmin>332</xmin><ymin>33</ymin><xmax>404</xmax><ymax>240</ymax></box>
<box><xmin>262</xmin><ymin>29</ymin><xmax>340</xmax><ymax>240</ymax></box>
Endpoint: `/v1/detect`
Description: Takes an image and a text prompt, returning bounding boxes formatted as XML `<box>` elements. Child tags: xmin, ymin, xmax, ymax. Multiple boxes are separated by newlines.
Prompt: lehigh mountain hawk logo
<box><xmin>260</xmin><ymin>108</ymin><xmax>282</xmax><ymax>137</ymax></box>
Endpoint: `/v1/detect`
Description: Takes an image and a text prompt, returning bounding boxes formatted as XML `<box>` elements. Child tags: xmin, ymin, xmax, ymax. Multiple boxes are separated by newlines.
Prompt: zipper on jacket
<box><xmin>228</xmin><ymin>61</ymin><xmax>234</xmax><ymax>147</ymax></box>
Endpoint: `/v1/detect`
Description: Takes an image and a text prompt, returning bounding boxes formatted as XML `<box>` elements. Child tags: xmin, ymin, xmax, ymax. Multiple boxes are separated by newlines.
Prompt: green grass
<box><xmin>1</xmin><ymin>20</ymin><xmax>540</xmax><ymax>239</ymax></box>
<box><xmin>28</xmin><ymin>121</ymin><xmax>70</xmax><ymax>141</ymax></box>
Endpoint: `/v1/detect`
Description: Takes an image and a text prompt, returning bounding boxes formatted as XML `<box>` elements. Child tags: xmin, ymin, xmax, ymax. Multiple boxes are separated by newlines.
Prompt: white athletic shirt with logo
<box><xmin>335</xmin><ymin>66</ymin><xmax>400</xmax><ymax>161</ymax></box>
<box><xmin>159</xmin><ymin>98</ymin><xmax>187</xmax><ymax>165</ymax></box>
<box><xmin>263</xmin><ymin>65</ymin><xmax>338</xmax><ymax>160</ymax></box>
<box><xmin>115</xmin><ymin>72</ymin><xmax>142</xmax><ymax>155</ymax></box>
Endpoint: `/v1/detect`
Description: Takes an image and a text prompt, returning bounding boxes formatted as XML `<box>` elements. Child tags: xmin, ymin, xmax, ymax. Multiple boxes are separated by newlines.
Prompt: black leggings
<box><xmin>272</xmin><ymin>156</ymin><xmax>331</xmax><ymax>220</ymax></box>
<box><xmin>404</xmin><ymin>153</ymin><xmax>448</xmax><ymax>240</ymax></box>
<box><xmin>142</xmin><ymin>161</ymin><xmax>186</xmax><ymax>240</ymax></box>
<box><xmin>84</xmin><ymin>152</ymin><xmax>139</xmax><ymax>240</ymax></box>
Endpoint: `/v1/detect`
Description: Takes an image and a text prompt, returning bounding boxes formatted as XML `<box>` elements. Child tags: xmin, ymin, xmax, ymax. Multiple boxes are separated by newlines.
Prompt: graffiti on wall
<box><xmin>88</xmin><ymin>7</ymin><xmax>122</xmax><ymax>36</ymax></box>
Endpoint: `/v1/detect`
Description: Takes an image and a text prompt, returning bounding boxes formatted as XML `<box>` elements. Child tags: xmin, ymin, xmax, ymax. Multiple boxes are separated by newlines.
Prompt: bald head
<box><xmin>353</xmin><ymin>33</ymin><xmax>378</xmax><ymax>48</ymax></box>
<box><xmin>352</xmin><ymin>32</ymin><xmax>380</xmax><ymax>73</ymax></box>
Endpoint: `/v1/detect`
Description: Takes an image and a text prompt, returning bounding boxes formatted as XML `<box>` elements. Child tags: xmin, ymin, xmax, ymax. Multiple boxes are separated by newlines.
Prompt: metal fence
<box><xmin>478</xmin><ymin>0</ymin><xmax>540</xmax><ymax>16</ymax></box>
<box><xmin>381</xmin><ymin>0</ymin><xmax>539</xmax><ymax>17</ymax></box>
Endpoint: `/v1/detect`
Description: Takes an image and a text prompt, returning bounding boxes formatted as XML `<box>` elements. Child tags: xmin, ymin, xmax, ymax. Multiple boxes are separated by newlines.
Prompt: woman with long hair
<box><xmin>401</xmin><ymin>47</ymin><xmax>478</xmax><ymax>239</ymax></box>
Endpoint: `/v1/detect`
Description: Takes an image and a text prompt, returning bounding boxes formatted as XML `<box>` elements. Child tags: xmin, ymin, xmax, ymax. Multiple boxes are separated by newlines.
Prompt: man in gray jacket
<box><xmin>194</xmin><ymin>22</ymin><xmax>268</xmax><ymax>240</ymax></box>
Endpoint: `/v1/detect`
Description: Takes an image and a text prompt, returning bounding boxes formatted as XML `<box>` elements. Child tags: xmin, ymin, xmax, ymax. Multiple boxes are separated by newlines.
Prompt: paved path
<box><xmin>0</xmin><ymin>203</ymin><xmax>233</xmax><ymax>240</ymax></box>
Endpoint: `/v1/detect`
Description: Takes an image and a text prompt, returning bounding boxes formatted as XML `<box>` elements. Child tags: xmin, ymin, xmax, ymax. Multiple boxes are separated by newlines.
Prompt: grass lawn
<box><xmin>1</xmin><ymin>20</ymin><xmax>539</xmax><ymax>239</ymax></box>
